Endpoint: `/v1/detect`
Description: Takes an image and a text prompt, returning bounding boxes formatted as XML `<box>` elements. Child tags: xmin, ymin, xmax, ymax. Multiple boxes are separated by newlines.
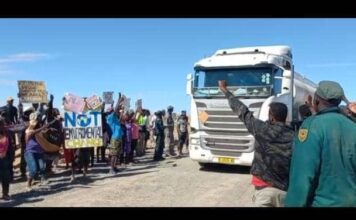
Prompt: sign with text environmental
<box><xmin>103</xmin><ymin>92</ymin><xmax>114</xmax><ymax>104</ymax></box>
<box><xmin>18</xmin><ymin>80</ymin><xmax>48</xmax><ymax>103</ymax></box>
<box><xmin>63</xmin><ymin>111</ymin><xmax>103</xmax><ymax>149</ymax></box>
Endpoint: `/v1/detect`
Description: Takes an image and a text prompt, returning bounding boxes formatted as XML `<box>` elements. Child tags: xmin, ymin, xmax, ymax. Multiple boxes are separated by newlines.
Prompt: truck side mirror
<box><xmin>186</xmin><ymin>73</ymin><xmax>193</xmax><ymax>95</ymax></box>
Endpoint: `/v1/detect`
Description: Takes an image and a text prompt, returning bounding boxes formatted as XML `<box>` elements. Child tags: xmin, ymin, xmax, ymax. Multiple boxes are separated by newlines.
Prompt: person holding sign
<box><xmin>24</xmin><ymin>112</ymin><xmax>58</xmax><ymax>190</ymax></box>
<box><xmin>42</xmin><ymin>94</ymin><xmax>63</xmax><ymax>174</ymax></box>
<box><xmin>106</xmin><ymin>95</ymin><xmax>125</xmax><ymax>174</ymax></box>
<box><xmin>97</xmin><ymin>100</ymin><xmax>112</xmax><ymax>163</ymax></box>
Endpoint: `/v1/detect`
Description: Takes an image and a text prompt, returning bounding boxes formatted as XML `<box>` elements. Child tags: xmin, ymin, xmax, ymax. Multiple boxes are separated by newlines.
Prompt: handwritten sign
<box><xmin>18</xmin><ymin>80</ymin><xmax>48</xmax><ymax>103</ymax></box>
<box><xmin>86</xmin><ymin>95</ymin><xmax>102</xmax><ymax>110</ymax></box>
<box><xmin>103</xmin><ymin>92</ymin><xmax>114</xmax><ymax>104</ymax></box>
<box><xmin>63</xmin><ymin>93</ymin><xmax>85</xmax><ymax>114</ymax></box>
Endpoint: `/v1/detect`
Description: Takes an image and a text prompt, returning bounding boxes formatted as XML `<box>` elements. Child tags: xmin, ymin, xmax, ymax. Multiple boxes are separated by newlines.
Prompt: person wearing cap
<box><xmin>4</xmin><ymin>96</ymin><xmax>18</xmax><ymax>125</ymax></box>
<box><xmin>285</xmin><ymin>80</ymin><xmax>356</xmax><ymax>207</ymax></box>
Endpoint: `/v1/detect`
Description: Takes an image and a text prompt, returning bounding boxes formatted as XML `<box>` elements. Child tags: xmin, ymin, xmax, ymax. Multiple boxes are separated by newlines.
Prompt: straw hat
<box><xmin>28</xmin><ymin>112</ymin><xmax>39</xmax><ymax>130</ymax></box>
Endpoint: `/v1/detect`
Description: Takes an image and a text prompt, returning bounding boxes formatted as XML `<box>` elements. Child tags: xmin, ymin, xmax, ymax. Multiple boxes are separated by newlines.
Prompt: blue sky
<box><xmin>0</xmin><ymin>19</ymin><xmax>355</xmax><ymax>113</ymax></box>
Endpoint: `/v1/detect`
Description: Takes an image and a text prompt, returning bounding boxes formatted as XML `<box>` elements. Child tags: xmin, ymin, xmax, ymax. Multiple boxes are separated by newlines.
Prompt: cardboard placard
<box><xmin>103</xmin><ymin>92</ymin><xmax>114</xmax><ymax>104</ymax></box>
<box><xmin>86</xmin><ymin>95</ymin><xmax>102</xmax><ymax>110</ymax></box>
<box><xmin>63</xmin><ymin>93</ymin><xmax>85</xmax><ymax>113</ymax></box>
<box><xmin>18</xmin><ymin>80</ymin><xmax>48</xmax><ymax>103</ymax></box>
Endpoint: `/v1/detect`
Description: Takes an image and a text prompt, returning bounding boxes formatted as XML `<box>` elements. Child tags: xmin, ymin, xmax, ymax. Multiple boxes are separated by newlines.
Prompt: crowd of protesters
<box><xmin>0</xmin><ymin>94</ymin><xmax>189</xmax><ymax>200</ymax></box>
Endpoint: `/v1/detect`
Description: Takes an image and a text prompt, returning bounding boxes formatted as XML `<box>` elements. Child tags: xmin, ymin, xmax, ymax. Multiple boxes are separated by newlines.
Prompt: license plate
<box><xmin>218</xmin><ymin>157</ymin><xmax>235</xmax><ymax>164</ymax></box>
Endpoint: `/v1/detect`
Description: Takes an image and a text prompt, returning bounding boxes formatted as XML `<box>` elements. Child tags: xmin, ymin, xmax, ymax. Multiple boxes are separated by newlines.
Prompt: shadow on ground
<box><xmin>2</xmin><ymin>159</ymin><xmax>159</xmax><ymax>207</ymax></box>
<box><xmin>199</xmin><ymin>163</ymin><xmax>250</xmax><ymax>174</ymax></box>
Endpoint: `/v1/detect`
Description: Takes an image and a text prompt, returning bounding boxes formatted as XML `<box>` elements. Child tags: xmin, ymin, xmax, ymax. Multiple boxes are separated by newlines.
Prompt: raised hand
<box><xmin>218</xmin><ymin>80</ymin><xmax>228</xmax><ymax>93</ymax></box>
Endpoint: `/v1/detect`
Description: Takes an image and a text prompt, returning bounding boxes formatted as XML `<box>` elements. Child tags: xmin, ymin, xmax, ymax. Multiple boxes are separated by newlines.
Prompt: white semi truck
<box><xmin>186</xmin><ymin>45</ymin><xmax>317</xmax><ymax>167</ymax></box>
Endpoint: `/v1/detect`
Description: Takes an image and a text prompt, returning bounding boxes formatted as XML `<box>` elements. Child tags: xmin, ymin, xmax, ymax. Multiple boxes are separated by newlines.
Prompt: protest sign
<box><xmin>86</xmin><ymin>95</ymin><xmax>102</xmax><ymax>110</ymax></box>
<box><xmin>63</xmin><ymin>111</ymin><xmax>103</xmax><ymax>148</ymax></box>
<box><xmin>18</xmin><ymin>80</ymin><xmax>48</xmax><ymax>103</ymax></box>
<box><xmin>103</xmin><ymin>92</ymin><xmax>114</xmax><ymax>104</ymax></box>
<box><xmin>63</xmin><ymin>93</ymin><xmax>85</xmax><ymax>113</ymax></box>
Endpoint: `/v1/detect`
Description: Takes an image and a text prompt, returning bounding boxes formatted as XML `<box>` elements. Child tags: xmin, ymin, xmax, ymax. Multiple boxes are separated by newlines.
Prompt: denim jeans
<box><xmin>24</xmin><ymin>151</ymin><xmax>45</xmax><ymax>178</ymax></box>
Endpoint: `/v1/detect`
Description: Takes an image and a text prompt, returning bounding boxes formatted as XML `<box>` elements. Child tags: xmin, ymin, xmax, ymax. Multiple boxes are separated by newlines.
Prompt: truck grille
<box><xmin>210</xmin><ymin>150</ymin><xmax>242</xmax><ymax>158</ymax></box>
<box><xmin>199</xmin><ymin>109</ymin><xmax>258</xmax><ymax>154</ymax></box>
<box><xmin>202</xmin><ymin>136</ymin><xmax>253</xmax><ymax>153</ymax></box>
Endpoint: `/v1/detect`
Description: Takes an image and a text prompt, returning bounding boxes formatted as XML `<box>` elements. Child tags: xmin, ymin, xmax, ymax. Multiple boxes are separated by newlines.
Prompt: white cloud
<box><xmin>0</xmin><ymin>53</ymin><xmax>49</xmax><ymax>63</ymax></box>
<box><xmin>0</xmin><ymin>52</ymin><xmax>49</xmax><ymax>76</ymax></box>
<box><xmin>0</xmin><ymin>79</ymin><xmax>16</xmax><ymax>86</ymax></box>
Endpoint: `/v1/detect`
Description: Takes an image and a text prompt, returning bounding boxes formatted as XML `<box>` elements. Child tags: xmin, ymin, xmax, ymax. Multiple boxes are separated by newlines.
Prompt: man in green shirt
<box><xmin>285</xmin><ymin>80</ymin><xmax>356</xmax><ymax>207</ymax></box>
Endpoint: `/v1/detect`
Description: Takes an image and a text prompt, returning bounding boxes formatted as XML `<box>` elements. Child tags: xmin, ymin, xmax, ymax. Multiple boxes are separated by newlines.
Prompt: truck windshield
<box><xmin>193</xmin><ymin>66</ymin><xmax>282</xmax><ymax>98</ymax></box>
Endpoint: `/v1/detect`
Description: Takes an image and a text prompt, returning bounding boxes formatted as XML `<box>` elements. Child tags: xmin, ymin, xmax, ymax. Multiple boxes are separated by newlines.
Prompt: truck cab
<box><xmin>186</xmin><ymin>45</ymin><xmax>316</xmax><ymax>167</ymax></box>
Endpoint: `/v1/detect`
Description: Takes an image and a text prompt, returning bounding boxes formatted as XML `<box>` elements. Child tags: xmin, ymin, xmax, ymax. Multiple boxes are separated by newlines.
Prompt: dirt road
<box><xmin>1</xmin><ymin>148</ymin><xmax>254</xmax><ymax>207</ymax></box>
